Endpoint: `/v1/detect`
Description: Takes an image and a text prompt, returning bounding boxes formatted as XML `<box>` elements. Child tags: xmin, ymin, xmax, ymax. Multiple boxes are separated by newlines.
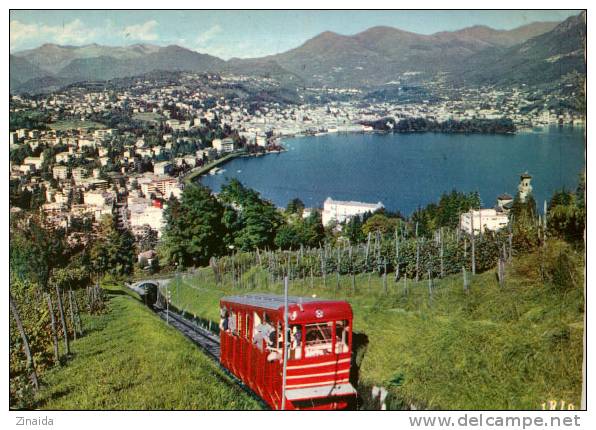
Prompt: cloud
<box><xmin>194</xmin><ymin>24</ymin><xmax>222</xmax><ymax>47</ymax></box>
<box><xmin>10</xmin><ymin>19</ymin><xmax>97</xmax><ymax>48</ymax></box>
<box><xmin>121</xmin><ymin>20</ymin><xmax>159</xmax><ymax>41</ymax></box>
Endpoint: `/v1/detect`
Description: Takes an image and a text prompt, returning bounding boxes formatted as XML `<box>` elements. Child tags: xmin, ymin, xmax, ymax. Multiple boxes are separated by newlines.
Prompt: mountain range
<box><xmin>10</xmin><ymin>12</ymin><xmax>585</xmax><ymax>94</ymax></box>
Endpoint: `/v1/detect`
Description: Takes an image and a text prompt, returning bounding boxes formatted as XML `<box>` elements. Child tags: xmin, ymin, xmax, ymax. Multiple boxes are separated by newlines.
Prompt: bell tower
<box><xmin>518</xmin><ymin>172</ymin><xmax>533</xmax><ymax>203</ymax></box>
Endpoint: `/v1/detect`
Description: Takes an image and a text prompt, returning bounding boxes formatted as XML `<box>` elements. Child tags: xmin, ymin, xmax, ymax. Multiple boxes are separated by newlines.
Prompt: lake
<box><xmin>200</xmin><ymin>126</ymin><xmax>585</xmax><ymax>216</ymax></box>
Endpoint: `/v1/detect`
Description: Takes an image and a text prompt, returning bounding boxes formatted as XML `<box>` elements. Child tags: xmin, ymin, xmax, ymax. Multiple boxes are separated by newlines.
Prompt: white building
<box><xmin>322</xmin><ymin>197</ymin><xmax>384</xmax><ymax>226</ymax></box>
<box><xmin>212</xmin><ymin>138</ymin><xmax>223</xmax><ymax>152</ymax></box>
<box><xmin>93</xmin><ymin>128</ymin><xmax>116</xmax><ymax>140</ymax></box>
<box><xmin>83</xmin><ymin>190</ymin><xmax>114</xmax><ymax>207</ymax></box>
<box><xmin>138</xmin><ymin>175</ymin><xmax>181</xmax><ymax>199</ymax></box>
<box><xmin>52</xmin><ymin>165</ymin><xmax>69</xmax><ymax>180</ymax></box>
<box><xmin>18</xmin><ymin>164</ymin><xmax>35</xmax><ymax>174</ymax></box>
<box><xmin>55</xmin><ymin>152</ymin><xmax>71</xmax><ymax>163</ymax></box>
<box><xmin>459</xmin><ymin>208</ymin><xmax>509</xmax><ymax>235</ymax></box>
<box><xmin>72</xmin><ymin>167</ymin><xmax>88</xmax><ymax>183</ymax></box>
<box><xmin>23</xmin><ymin>156</ymin><xmax>44</xmax><ymax>170</ymax></box>
<box><xmin>256</xmin><ymin>134</ymin><xmax>267</xmax><ymax>147</ymax></box>
<box><xmin>77</xmin><ymin>138</ymin><xmax>95</xmax><ymax>149</ymax></box>
<box><xmin>129</xmin><ymin>203</ymin><xmax>166</xmax><ymax>237</ymax></box>
<box><xmin>221</xmin><ymin>137</ymin><xmax>235</xmax><ymax>153</ymax></box>
<box><xmin>154</xmin><ymin>161</ymin><xmax>173</xmax><ymax>176</ymax></box>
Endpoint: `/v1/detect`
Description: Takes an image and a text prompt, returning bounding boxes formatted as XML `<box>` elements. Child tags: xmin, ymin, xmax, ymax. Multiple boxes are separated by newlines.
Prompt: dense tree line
<box><xmin>9</xmin><ymin>110</ymin><xmax>51</xmax><ymax>131</ymax></box>
<box><xmin>363</xmin><ymin>117</ymin><xmax>516</xmax><ymax>134</ymax></box>
<box><xmin>159</xmin><ymin>180</ymin><xmax>326</xmax><ymax>268</ymax></box>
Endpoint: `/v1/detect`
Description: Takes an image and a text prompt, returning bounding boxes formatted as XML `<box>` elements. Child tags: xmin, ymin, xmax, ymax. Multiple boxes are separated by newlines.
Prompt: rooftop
<box><xmin>324</xmin><ymin>197</ymin><xmax>384</xmax><ymax>209</ymax></box>
<box><xmin>497</xmin><ymin>193</ymin><xmax>513</xmax><ymax>200</ymax></box>
<box><xmin>220</xmin><ymin>293</ymin><xmax>336</xmax><ymax>311</ymax></box>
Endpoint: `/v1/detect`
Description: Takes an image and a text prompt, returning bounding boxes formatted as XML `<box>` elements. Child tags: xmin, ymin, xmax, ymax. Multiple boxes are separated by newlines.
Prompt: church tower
<box><xmin>518</xmin><ymin>172</ymin><xmax>533</xmax><ymax>203</ymax></box>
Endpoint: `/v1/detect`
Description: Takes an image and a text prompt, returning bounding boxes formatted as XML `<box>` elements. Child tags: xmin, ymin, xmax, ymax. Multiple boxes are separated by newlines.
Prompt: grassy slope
<box><xmin>132</xmin><ymin>112</ymin><xmax>163</xmax><ymax>123</ymax></box>
<box><xmin>163</xmin><ymin>240</ymin><xmax>584</xmax><ymax>410</ymax></box>
<box><xmin>35</xmin><ymin>285</ymin><xmax>262</xmax><ymax>410</ymax></box>
<box><xmin>49</xmin><ymin>120</ymin><xmax>105</xmax><ymax>131</ymax></box>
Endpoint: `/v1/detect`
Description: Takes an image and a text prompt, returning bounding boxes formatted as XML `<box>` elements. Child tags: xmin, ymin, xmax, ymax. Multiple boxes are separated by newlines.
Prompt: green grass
<box><xmin>34</xmin><ymin>285</ymin><xmax>262</xmax><ymax>410</ymax></box>
<box><xmin>132</xmin><ymin>112</ymin><xmax>163</xmax><ymax>123</ymax></box>
<box><xmin>49</xmin><ymin>120</ymin><xmax>106</xmax><ymax>131</ymax></box>
<box><xmin>162</xmin><ymin>240</ymin><xmax>584</xmax><ymax>410</ymax></box>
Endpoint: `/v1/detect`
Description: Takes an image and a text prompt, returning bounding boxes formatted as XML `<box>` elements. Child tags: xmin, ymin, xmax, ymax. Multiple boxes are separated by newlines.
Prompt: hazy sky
<box><xmin>10</xmin><ymin>10</ymin><xmax>580</xmax><ymax>58</ymax></box>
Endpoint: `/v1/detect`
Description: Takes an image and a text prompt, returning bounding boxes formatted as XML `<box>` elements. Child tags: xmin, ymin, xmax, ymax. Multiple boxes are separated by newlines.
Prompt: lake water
<box><xmin>200</xmin><ymin>126</ymin><xmax>585</xmax><ymax>216</ymax></box>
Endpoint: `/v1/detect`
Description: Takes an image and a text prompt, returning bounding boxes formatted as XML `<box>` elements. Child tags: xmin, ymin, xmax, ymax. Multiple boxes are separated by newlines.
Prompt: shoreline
<box><xmin>184</xmin><ymin>149</ymin><xmax>287</xmax><ymax>185</ymax></box>
<box><xmin>183</xmin><ymin>152</ymin><xmax>242</xmax><ymax>185</ymax></box>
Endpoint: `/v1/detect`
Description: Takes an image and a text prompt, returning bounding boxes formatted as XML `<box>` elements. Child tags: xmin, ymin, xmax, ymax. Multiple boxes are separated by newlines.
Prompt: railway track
<box><xmin>155</xmin><ymin>306</ymin><xmax>221</xmax><ymax>359</ymax></box>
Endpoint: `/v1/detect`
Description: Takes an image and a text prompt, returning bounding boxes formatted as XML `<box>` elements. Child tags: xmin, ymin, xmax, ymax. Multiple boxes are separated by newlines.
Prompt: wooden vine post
<box><xmin>428</xmin><ymin>269</ymin><xmax>433</xmax><ymax>306</ymax></box>
<box><xmin>439</xmin><ymin>227</ymin><xmax>444</xmax><ymax>278</ymax></box>
<box><xmin>9</xmin><ymin>294</ymin><xmax>39</xmax><ymax>391</ymax></box>
<box><xmin>45</xmin><ymin>292</ymin><xmax>60</xmax><ymax>363</ymax></box>
<box><xmin>55</xmin><ymin>283</ymin><xmax>70</xmax><ymax>356</ymax></box>
<box><xmin>68</xmin><ymin>288</ymin><xmax>77</xmax><ymax>341</ymax></box>
<box><xmin>470</xmin><ymin>210</ymin><xmax>476</xmax><ymax>275</ymax></box>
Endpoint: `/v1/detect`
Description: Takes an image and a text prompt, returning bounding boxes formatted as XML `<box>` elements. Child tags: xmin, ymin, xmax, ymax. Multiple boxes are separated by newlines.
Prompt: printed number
<box><xmin>541</xmin><ymin>400</ymin><xmax>575</xmax><ymax>410</ymax></box>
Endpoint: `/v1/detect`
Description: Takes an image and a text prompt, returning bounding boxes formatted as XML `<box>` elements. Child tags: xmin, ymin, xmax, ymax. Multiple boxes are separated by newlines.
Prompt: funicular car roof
<box><xmin>220</xmin><ymin>294</ymin><xmax>352</xmax><ymax>319</ymax></box>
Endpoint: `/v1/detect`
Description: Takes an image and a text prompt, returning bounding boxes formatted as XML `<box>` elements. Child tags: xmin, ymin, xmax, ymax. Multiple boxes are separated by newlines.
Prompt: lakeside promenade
<box><xmin>182</xmin><ymin>152</ymin><xmax>243</xmax><ymax>185</ymax></box>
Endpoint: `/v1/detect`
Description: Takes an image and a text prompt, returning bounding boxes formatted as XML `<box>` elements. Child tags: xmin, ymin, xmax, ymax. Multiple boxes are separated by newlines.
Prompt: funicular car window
<box><xmin>305</xmin><ymin>322</ymin><xmax>333</xmax><ymax>357</ymax></box>
<box><xmin>230</xmin><ymin>311</ymin><xmax>238</xmax><ymax>335</ymax></box>
<box><xmin>335</xmin><ymin>320</ymin><xmax>349</xmax><ymax>353</ymax></box>
<box><xmin>245</xmin><ymin>314</ymin><xmax>251</xmax><ymax>340</ymax></box>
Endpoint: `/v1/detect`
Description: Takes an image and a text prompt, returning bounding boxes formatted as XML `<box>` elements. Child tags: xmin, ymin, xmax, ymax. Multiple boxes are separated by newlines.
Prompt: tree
<box><xmin>286</xmin><ymin>198</ymin><xmax>305</xmax><ymax>216</ymax></box>
<box><xmin>547</xmin><ymin>182</ymin><xmax>585</xmax><ymax>244</ymax></box>
<box><xmin>161</xmin><ymin>185</ymin><xmax>226</xmax><ymax>267</ymax></box>
<box><xmin>302</xmin><ymin>211</ymin><xmax>325</xmax><ymax>247</ymax></box>
<box><xmin>344</xmin><ymin>215</ymin><xmax>365</xmax><ymax>245</ymax></box>
<box><xmin>274</xmin><ymin>224</ymin><xmax>303</xmax><ymax>250</ymax></box>
<box><xmin>10</xmin><ymin>215</ymin><xmax>65</xmax><ymax>293</ymax></box>
<box><xmin>137</xmin><ymin>226</ymin><xmax>158</xmax><ymax>252</ymax></box>
<box><xmin>362</xmin><ymin>213</ymin><xmax>398</xmax><ymax>236</ymax></box>
<box><xmin>90</xmin><ymin>215</ymin><xmax>135</xmax><ymax>277</ymax></box>
<box><xmin>219</xmin><ymin>179</ymin><xmax>283</xmax><ymax>251</ymax></box>
<box><xmin>511</xmin><ymin>193</ymin><xmax>539</xmax><ymax>251</ymax></box>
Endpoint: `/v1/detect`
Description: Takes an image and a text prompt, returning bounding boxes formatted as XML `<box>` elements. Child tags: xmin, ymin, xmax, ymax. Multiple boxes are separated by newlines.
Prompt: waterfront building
<box><xmin>256</xmin><ymin>134</ymin><xmax>267</xmax><ymax>147</ymax></box>
<box><xmin>212</xmin><ymin>137</ymin><xmax>235</xmax><ymax>153</ymax></box>
<box><xmin>212</xmin><ymin>138</ymin><xmax>223</xmax><ymax>152</ymax></box>
<box><xmin>322</xmin><ymin>197</ymin><xmax>384</xmax><ymax>226</ymax></box>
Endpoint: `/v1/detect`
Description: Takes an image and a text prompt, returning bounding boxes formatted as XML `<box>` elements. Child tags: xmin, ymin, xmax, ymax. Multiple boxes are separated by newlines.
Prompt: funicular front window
<box><xmin>305</xmin><ymin>322</ymin><xmax>333</xmax><ymax>357</ymax></box>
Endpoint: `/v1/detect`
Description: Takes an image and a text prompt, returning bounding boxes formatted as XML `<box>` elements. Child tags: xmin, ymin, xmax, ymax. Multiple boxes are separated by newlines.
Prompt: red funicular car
<box><xmin>219</xmin><ymin>294</ymin><xmax>357</xmax><ymax>410</ymax></box>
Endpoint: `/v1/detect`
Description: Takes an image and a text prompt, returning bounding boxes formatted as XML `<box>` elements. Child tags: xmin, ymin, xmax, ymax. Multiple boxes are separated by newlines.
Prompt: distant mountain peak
<box><xmin>9</xmin><ymin>12</ymin><xmax>585</xmax><ymax>93</ymax></box>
